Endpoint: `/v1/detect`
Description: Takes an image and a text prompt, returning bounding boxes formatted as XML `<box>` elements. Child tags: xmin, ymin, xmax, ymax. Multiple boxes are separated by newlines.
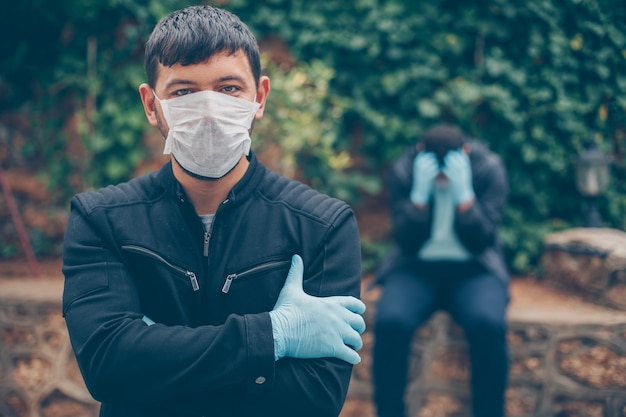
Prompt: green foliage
<box><xmin>229</xmin><ymin>0</ymin><xmax>626</xmax><ymax>274</ymax></box>
<box><xmin>2</xmin><ymin>0</ymin><xmax>626</xmax><ymax>275</ymax></box>
<box><xmin>0</xmin><ymin>0</ymin><xmax>199</xmax><ymax>197</ymax></box>
<box><xmin>254</xmin><ymin>57</ymin><xmax>381</xmax><ymax>202</ymax></box>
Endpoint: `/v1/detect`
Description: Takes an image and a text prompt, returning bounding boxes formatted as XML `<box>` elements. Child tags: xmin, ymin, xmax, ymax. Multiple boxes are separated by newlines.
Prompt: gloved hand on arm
<box><xmin>443</xmin><ymin>149</ymin><xmax>475</xmax><ymax>205</ymax></box>
<box><xmin>269</xmin><ymin>255</ymin><xmax>366</xmax><ymax>364</ymax></box>
<box><xmin>410</xmin><ymin>151</ymin><xmax>440</xmax><ymax>205</ymax></box>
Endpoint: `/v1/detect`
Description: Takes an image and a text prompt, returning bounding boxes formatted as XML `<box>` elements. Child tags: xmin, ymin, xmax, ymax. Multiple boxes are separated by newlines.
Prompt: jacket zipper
<box><xmin>203</xmin><ymin>231</ymin><xmax>210</xmax><ymax>257</ymax></box>
<box><xmin>203</xmin><ymin>199</ymin><xmax>227</xmax><ymax>258</ymax></box>
<box><xmin>222</xmin><ymin>260</ymin><xmax>291</xmax><ymax>294</ymax></box>
<box><xmin>121</xmin><ymin>245</ymin><xmax>200</xmax><ymax>291</ymax></box>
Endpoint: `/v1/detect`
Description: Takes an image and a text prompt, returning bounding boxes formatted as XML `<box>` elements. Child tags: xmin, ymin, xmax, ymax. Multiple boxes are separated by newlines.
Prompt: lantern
<box><xmin>572</xmin><ymin>137</ymin><xmax>612</xmax><ymax>227</ymax></box>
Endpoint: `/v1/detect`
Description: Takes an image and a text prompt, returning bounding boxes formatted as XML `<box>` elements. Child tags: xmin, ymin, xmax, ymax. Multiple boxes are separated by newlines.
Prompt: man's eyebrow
<box><xmin>163</xmin><ymin>75</ymin><xmax>249</xmax><ymax>90</ymax></box>
<box><xmin>163</xmin><ymin>79</ymin><xmax>197</xmax><ymax>89</ymax></box>
<box><xmin>215</xmin><ymin>75</ymin><xmax>249</xmax><ymax>85</ymax></box>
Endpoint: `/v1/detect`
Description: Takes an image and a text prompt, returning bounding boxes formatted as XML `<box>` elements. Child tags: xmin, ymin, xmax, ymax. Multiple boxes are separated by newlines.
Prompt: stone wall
<box><xmin>0</xmin><ymin>278</ymin><xmax>98</xmax><ymax>417</ymax></box>
<box><xmin>341</xmin><ymin>280</ymin><xmax>626</xmax><ymax>417</ymax></box>
<box><xmin>542</xmin><ymin>227</ymin><xmax>626</xmax><ymax>311</ymax></box>
<box><xmin>340</xmin><ymin>228</ymin><xmax>626</xmax><ymax>417</ymax></box>
<box><xmin>1</xmin><ymin>259</ymin><xmax>626</xmax><ymax>416</ymax></box>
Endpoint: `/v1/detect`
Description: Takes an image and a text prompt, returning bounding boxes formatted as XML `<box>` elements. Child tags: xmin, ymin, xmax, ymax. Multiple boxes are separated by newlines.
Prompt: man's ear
<box><xmin>463</xmin><ymin>143</ymin><xmax>471</xmax><ymax>155</ymax></box>
<box><xmin>139</xmin><ymin>83</ymin><xmax>159</xmax><ymax>127</ymax></box>
<box><xmin>254</xmin><ymin>76</ymin><xmax>271</xmax><ymax>120</ymax></box>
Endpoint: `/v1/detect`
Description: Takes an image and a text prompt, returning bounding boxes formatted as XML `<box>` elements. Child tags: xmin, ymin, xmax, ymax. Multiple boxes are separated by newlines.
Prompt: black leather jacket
<box><xmin>62</xmin><ymin>152</ymin><xmax>362</xmax><ymax>417</ymax></box>
<box><xmin>376</xmin><ymin>139</ymin><xmax>509</xmax><ymax>284</ymax></box>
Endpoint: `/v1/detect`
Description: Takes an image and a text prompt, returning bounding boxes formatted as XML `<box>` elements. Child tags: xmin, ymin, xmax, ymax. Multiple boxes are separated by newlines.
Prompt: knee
<box><xmin>374</xmin><ymin>304</ymin><xmax>420</xmax><ymax>338</ymax></box>
<box><xmin>462</xmin><ymin>311</ymin><xmax>507</xmax><ymax>339</ymax></box>
<box><xmin>375</xmin><ymin>310</ymin><xmax>414</xmax><ymax>336</ymax></box>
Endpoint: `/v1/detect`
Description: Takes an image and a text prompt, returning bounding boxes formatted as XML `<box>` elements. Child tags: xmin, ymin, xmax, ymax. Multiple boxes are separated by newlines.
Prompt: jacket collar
<box><xmin>227</xmin><ymin>150</ymin><xmax>266</xmax><ymax>204</ymax></box>
<box><xmin>158</xmin><ymin>150</ymin><xmax>267</xmax><ymax>209</ymax></box>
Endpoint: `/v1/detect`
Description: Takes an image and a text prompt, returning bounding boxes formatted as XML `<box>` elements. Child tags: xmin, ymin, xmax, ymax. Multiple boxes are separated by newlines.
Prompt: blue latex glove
<box><xmin>443</xmin><ymin>149</ymin><xmax>475</xmax><ymax>205</ymax></box>
<box><xmin>410</xmin><ymin>152</ymin><xmax>440</xmax><ymax>205</ymax></box>
<box><xmin>269</xmin><ymin>255</ymin><xmax>366</xmax><ymax>364</ymax></box>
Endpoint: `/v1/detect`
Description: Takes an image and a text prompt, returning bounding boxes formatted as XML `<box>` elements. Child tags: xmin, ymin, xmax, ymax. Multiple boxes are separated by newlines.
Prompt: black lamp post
<box><xmin>572</xmin><ymin>137</ymin><xmax>612</xmax><ymax>227</ymax></box>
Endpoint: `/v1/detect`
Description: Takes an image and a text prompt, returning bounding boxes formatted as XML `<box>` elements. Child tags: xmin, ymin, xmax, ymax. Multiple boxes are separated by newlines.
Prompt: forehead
<box><xmin>154</xmin><ymin>50</ymin><xmax>254</xmax><ymax>90</ymax></box>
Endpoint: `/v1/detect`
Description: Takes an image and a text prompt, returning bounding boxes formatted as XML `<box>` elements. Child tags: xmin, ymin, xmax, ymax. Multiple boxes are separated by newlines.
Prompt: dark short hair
<box><xmin>144</xmin><ymin>5</ymin><xmax>261</xmax><ymax>88</ymax></box>
<box><xmin>420</xmin><ymin>124</ymin><xmax>466</xmax><ymax>164</ymax></box>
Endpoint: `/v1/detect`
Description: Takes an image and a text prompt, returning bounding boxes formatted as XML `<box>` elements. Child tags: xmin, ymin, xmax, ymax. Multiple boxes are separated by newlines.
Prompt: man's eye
<box><xmin>222</xmin><ymin>85</ymin><xmax>239</xmax><ymax>93</ymax></box>
<box><xmin>174</xmin><ymin>89</ymin><xmax>193</xmax><ymax>96</ymax></box>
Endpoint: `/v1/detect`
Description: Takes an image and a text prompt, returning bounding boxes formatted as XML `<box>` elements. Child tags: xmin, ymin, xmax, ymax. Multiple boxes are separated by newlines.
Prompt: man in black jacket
<box><xmin>372</xmin><ymin>124</ymin><xmax>509</xmax><ymax>417</ymax></box>
<box><xmin>62</xmin><ymin>5</ymin><xmax>365</xmax><ymax>417</ymax></box>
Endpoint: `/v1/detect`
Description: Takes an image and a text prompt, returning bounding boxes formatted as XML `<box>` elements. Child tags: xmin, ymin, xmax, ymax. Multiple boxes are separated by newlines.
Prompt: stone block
<box><xmin>12</xmin><ymin>356</ymin><xmax>53</xmax><ymax>393</ymax></box>
<box><xmin>413</xmin><ymin>393</ymin><xmax>465</xmax><ymax>417</ymax></box>
<box><xmin>341</xmin><ymin>395</ymin><xmax>376</xmax><ymax>417</ymax></box>
<box><xmin>41</xmin><ymin>389</ymin><xmax>98</xmax><ymax>417</ymax></box>
<box><xmin>508</xmin><ymin>326</ymin><xmax>550</xmax><ymax>346</ymax></box>
<box><xmin>505</xmin><ymin>384</ymin><xmax>541</xmax><ymax>416</ymax></box>
<box><xmin>557</xmin><ymin>338</ymin><xmax>626</xmax><ymax>389</ymax></box>
<box><xmin>427</xmin><ymin>347</ymin><xmax>469</xmax><ymax>383</ymax></box>
<box><xmin>510</xmin><ymin>354</ymin><xmax>545</xmax><ymax>381</ymax></box>
<box><xmin>1</xmin><ymin>326</ymin><xmax>36</xmax><ymax>347</ymax></box>
<box><xmin>551</xmin><ymin>397</ymin><xmax>606</xmax><ymax>417</ymax></box>
<box><xmin>541</xmin><ymin>228</ymin><xmax>626</xmax><ymax>310</ymax></box>
<box><xmin>4</xmin><ymin>391</ymin><xmax>28</xmax><ymax>417</ymax></box>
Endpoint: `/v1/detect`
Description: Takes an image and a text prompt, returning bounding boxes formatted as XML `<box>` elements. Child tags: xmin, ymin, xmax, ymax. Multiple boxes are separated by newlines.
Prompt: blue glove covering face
<box><xmin>443</xmin><ymin>149</ymin><xmax>475</xmax><ymax>205</ymax></box>
<box><xmin>410</xmin><ymin>152</ymin><xmax>440</xmax><ymax>205</ymax></box>
<box><xmin>269</xmin><ymin>255</ymin><xmax>366</xmax><ymax>364</ymax></box>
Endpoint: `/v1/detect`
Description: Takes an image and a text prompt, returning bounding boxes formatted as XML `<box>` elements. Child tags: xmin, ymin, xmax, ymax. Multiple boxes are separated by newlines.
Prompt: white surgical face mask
<box><xmin>154</xmin><ymin>90</ymin><xmax>260</xmax><ymax>179</ymax></box>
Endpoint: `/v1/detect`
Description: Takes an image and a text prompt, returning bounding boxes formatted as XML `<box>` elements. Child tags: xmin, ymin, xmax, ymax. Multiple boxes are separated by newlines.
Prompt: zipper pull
<box><xmin>203</xmin><ymin>232</ymin><xmax>210</xmax><ymax>257</ymax></box>
<box><xmin>222</xmin><ymin>273</ymin><xmax>236</xmax><ymax>293</ymax></box>
<box><xmin>187</xmin><ymin>271</ymin><xmax>200</xmax><ymax>291</ymax></box>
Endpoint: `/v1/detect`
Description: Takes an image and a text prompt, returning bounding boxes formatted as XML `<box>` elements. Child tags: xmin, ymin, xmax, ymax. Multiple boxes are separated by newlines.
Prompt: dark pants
<box><xmin>372</xmin><ymin>261</ymin><xmax>509</xmax><ymax>417</ymax></box>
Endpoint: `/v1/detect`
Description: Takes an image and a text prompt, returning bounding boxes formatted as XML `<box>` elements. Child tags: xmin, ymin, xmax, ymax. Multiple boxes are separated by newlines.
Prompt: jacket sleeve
<box><xmin>389</xmin><ymin>152</ymin><xmax>432</xmax><ymax>254</ymax></box>
<box><xmin>454</xmin><ymin>153</ymin><xmax>508</xmax><ymax>253</ymax></box>
<box><xmin>62</xmin><ymin>197</ymin><xmax>275</xmax><ymax>413</ymax></box>
<box><xmin>260</xmin><ymin>204</ymin><xmax>362</xmax><ymax>417</ymax></box>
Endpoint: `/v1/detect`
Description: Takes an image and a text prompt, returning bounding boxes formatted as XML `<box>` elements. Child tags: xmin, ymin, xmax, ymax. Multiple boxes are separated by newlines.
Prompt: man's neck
<box><xmin>172</xmin><ymin>156</ymin><xmax>249</xmax><ymax>215</ymax></box>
